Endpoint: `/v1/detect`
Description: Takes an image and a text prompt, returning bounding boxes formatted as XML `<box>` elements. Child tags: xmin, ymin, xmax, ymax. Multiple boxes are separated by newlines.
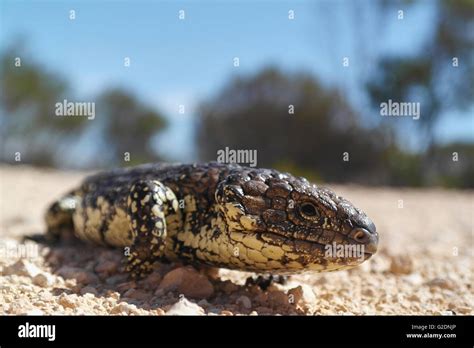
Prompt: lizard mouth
<box><xmin>260</xmin><ymin>230</ymin><xmax>373</xmax><ymax>263</ymax></box>
<box><xmin>259</xmin><ymin>230</ymin><xmax>329</xmax><ymax>254</ymax></box>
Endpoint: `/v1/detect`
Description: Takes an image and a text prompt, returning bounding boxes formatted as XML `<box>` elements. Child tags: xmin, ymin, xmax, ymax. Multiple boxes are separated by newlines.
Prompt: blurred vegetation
<box><xmin>0</xmin><ymin>44</ymin><xmax>166</xmax><ymax>168</ymax></box>
<box><xmin>197</xmin><ymin>68</ymin><xmax>394</xmax><ymax>184</ymax></box>
<box><xmin>95</xmin><ymin>88</ymin><xmax>166</xmax><ymax>166</ymax></box>
<box><xmin>368</xmin><ymin>0</ymin><xmax>474</xmax><ymax>143</ymax></box>
<box><xmin>0</xmin><ymin>45</ymin><xmax>79</xmax><ymax>165</ymax></box>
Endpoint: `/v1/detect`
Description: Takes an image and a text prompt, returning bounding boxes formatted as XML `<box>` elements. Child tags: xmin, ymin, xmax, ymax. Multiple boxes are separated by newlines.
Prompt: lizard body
<box><xmin>45</xmin><ymin>162</ymin><xmax>378</xmax><ymax>277</ymax></box>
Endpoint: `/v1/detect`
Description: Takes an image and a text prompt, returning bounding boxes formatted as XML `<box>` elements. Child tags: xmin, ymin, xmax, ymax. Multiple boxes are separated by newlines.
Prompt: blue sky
<box><xmin>1</xmin><ymin>0</ymin><xmax>472</xmax><ymax>161</ymax></box>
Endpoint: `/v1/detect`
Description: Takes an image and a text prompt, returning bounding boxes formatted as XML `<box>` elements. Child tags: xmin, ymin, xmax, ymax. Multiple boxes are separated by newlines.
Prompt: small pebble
<box><xmin>105</xmin><ymin>290</ymin><xmax>121</xmax><ymax>300</ymax></box>
<box><xmin>154</xmin><ymin>288</ymin><xmax>165</xmax><ymax>297</ymax></box>
<box><xmin>220</xmin><ymin>281</ymin><xmax>239</xmax><ymax>294</ymax></box>
<box><xmin>154</xmin><ymin>308</ymin><xmax>166</xmax><ymax>315</ymax></box>
<box><xmin>141</xmin><ymin>271</ymin><xmax>162</xmax><ymax>289</ymax></box>
<box><xmin>407</xmin><ymin>294</ymin><xmax>420</xmax><ymax>302</ymax></box>
<box><xmin>362</xmin><ymin>288</ymin><xmax>375</xmax><ymax>297</ymax></box>
<box><xmin>236</xmin><ymin>295</ymin><xmax>252</xmax><ymax>309</ymax></box>
<box><xmin>117</xmin><ymin>281</ymin><xmax>136</xmax><ymax>292</ymax></box>
<box><xmin>32</xmin><ymin>273</ymin><xmax>54</xmax><ymax>287</ymax></box>
<box><xmin>267</xmin><ymin>290</ymin><xmax>289</xmax><ymax>307</ymax></box>
<box><xmin>80</xmin><ymin>286</ymin><xmax>99</xmax><ymax>296</ymax></box>
<box><xmin>425</xmin><ymin>278</ymin><xmax>454</xmax><ymax>290</ymax></box>
<box><xmin>197</xmin><ymin>299</ymin><xmax>210</xmax><ymax>307</ymax></box>
<box><xmin>105</xmin><ymin>274</ymin><xmax>128</xmax><ymax>285</ymax></box>
<box><xmin>57</xmin><ymin>266</ymin><xmax>98</xmax><ymax>285</ymax></box>
<box><xmin>110</xmin><ymin>302</ymin><xmax>139</xmax><ymax>315</ymax></box>
<box><xmin>58</xmin><ymin>293</ymin><xmax>77</xmax><ymax>309</ymax></box>
<box><xmin>288</xmin><ymin>284</ymin><xmax>316</xmax><ymax>306</ymax></box>
<box><xmin>166</xmin><ymin>298</ymin><xmax>205</xmax><ymax>315</ymax></box>
<box><xmin>94</xmin><ymin>260</ymin><xmax>118</xmax><ymax>275</ymax></box>
<box><xmin>123</xmin><ymin>288</ymin><xmax>149</xmax><ymax>301</ymax></box>
<box><xmin>22</xmin><ymin>309</ymin><xmax>44</xmax><ymax>315</ymax></box>
<box><xmin>158</xmin><ymin>266</ymin><xmax>214</xmax><ymax>299</ymax></box>
<box><xmin>403</xmin><ymin>273</ymin><xmax>423</xmax><ymax>286</ymax></box>
<box><xmin>389</xmin><ymin>255</ymin><xmax>414</xmax><ymax>275</ymax></box>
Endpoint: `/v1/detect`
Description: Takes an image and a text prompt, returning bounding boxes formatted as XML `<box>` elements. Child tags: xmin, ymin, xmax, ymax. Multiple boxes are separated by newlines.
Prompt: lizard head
<box><xmin>215</xmin><ymin>168</ymin><xmax>378</xmax><ymax>273</ymax></box>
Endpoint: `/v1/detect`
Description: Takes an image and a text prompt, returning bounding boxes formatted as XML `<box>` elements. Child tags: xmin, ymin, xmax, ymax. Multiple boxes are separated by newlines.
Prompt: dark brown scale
<box><xmin>242</xmin><ymin>196</ymin><xmax>268</xmax><ymax>215</ymax></box>
<box><xmin>271</xmin><ymin>197</ymin><xmax>287</xmax><ymax>210</ymax></box>
<box><xmin>242</xmin><ymin>180</ymin><xmax>269</xmax><ymax>196</ymax></box>
<box><xmin>262</xmin><ymin>209</ymin><xmax>287</xmax><ymax>224</ymax></box>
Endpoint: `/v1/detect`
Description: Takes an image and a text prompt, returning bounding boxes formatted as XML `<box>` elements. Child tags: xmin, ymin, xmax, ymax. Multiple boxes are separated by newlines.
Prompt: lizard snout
<box><xmin>351</xmin><ymin>225</ymin><xmax>378</xmax><ymax>255</ymax></box>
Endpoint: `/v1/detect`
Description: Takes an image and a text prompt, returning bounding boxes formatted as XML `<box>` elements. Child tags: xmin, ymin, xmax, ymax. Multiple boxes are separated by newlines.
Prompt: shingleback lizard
<box><xmin>45</xmin><ymin>162</ymin><xmax>378</xmax><ymax>278</ymax></box>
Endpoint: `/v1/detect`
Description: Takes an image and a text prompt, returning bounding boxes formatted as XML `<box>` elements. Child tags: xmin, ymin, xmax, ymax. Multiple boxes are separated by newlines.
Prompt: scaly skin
<box><xmin>45</xmin><ymin>162</ymin><xmax>379</xmax><ymax>278</ymax></box>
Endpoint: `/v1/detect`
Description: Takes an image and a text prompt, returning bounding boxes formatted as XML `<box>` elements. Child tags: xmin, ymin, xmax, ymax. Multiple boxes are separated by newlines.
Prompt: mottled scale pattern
<box><xmin>45</xmin><ymin>162</ymin><xmax>379</xmax><ymax>277</ymax></box>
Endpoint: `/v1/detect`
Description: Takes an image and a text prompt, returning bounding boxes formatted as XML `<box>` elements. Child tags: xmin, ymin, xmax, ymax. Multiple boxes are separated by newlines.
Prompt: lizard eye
<box><xmin>299</xmin><ymin>202</ymin><xmax>319</xmax><ymax>219</ymax></box>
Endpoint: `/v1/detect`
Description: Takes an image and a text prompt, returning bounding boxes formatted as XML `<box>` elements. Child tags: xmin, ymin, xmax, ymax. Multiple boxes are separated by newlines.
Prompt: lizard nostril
<box><xmin>353</xmin><ymin>229</ymin><xmax>369</xmax><ymax>243</ymax></box>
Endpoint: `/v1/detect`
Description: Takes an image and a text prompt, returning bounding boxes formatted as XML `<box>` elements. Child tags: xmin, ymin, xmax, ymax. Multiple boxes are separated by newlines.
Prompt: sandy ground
<box><xmin>0</xmin><ymin>164</ymin><xmax>472</xmax><ymax>315</ymax></box>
